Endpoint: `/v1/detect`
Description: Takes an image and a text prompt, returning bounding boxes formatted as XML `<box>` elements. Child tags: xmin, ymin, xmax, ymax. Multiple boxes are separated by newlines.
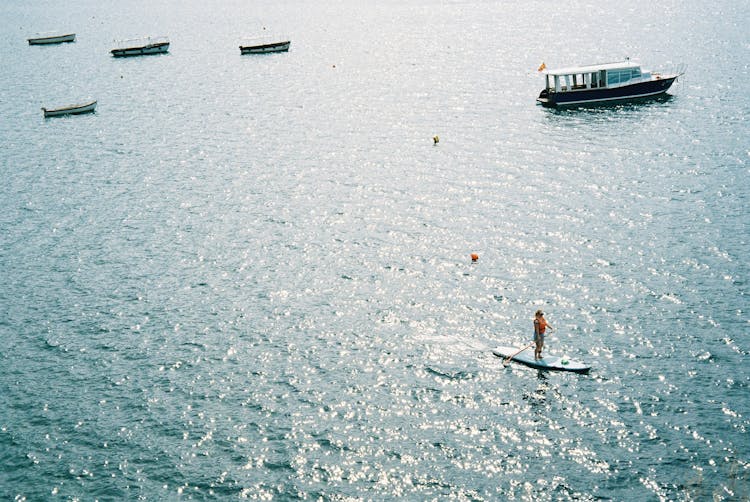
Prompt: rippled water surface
<box><xmin>1</xmin><ymin>0</ymin><xmax>748</xmax><ymax>500</ymax></box>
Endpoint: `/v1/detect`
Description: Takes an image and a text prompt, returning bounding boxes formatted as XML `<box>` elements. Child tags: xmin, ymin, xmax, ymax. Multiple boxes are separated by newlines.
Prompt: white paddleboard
<box><xmin>493</xmin><ymin>346</ymin><xmax>591</xmax><ymax>373</ymax></box>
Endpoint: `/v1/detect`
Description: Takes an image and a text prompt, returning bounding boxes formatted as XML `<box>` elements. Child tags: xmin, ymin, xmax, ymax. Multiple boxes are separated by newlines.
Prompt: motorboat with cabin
<box><xmin>537</xmin><ymin>59</ymin><xmax>684</xmax><ymax>108</ymax></box>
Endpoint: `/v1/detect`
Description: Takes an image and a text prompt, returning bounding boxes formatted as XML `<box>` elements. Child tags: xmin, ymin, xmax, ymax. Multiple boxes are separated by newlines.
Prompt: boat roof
<box><xmin>542</xmin><ymin>60</ymin><xmax>642</xmax><ymax>76</ymax></box>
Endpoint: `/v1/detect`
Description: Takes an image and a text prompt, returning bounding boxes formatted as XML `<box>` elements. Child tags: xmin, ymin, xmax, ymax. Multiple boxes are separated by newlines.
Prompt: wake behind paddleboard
<box><xmin>493</xmin><ymin>346</ymin><xmax>591</xmax><ymax>374</ymax></box>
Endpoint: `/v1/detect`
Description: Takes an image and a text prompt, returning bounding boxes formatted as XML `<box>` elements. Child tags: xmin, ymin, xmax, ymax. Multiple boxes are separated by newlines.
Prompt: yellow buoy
<box><xmin>433</xmin><ymin>135</ymin><xmax>439</xmax><ymax>145</ymax></box>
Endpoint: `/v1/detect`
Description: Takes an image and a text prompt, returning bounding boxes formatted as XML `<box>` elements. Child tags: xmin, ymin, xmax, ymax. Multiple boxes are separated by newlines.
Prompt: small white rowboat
<box><xmin>28</xmin><ymin>33</ymin><xmax>76</xmax><ymax>45</ymax></box>
<box><xmin>111</xmin><ymin>36</ymin><xmax>170</xmax><ymax>57</ymax></box>
<box><xmin>42</xmin><ymin>100</ymin><xmax>97</xmax><ymax>118</ymax></box>
<box><xmin>239</xmin><ymin>39</ymin><xmax>290</xmax><ymax>54</ymax></box>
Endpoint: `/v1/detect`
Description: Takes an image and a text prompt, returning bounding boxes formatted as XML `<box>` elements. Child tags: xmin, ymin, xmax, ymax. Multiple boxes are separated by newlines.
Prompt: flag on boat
<box><xmin>537</xmin><ymin>62</ymin><xmax>546</xmax><ymax>72</ymax></box>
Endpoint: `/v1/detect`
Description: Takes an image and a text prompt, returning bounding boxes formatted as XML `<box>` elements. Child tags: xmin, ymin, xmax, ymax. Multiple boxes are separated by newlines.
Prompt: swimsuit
<box><xmin>534</xmin><ymin>318</ymin><xmax>547</xmax><ymax>342</ymax></box>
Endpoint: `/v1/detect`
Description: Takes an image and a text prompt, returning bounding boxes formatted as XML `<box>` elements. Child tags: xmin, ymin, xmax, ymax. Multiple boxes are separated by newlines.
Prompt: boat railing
<box><xmin>29</xmin><ymin>30</ymin><xmax>69</xmax><ymax>37</ymax></box>
<box><xmin>113</xmin><ymin>35</ymin><xmax>169</xmax><ymax>49</ymax></box>
<box><xmin>654</xmin><ymin>63</ymin><xmax>687</xmax><ymax>79</ymax></box>
<box><xmin>240</xmin><ymin>34</ymin><xmax>289</xmax><ymax>45</ymax></box>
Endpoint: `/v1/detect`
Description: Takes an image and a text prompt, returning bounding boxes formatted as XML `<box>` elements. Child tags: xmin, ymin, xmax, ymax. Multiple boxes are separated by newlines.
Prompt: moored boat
<box><xmin>239</xmin><ymin>36</ymin><xmax>290</xmax><ymax>54</ymax></box>
<box><xmin>42</xmin><ymin>100</ymin><xmax>97</xmax><ymax>118</ymax></box>
<box><xmin>111</xmin><ymin>36</ymin><xmax>170</xmax><ymax>57</ymax></box>
<box><xmin>537</xmin><ymin>59</ymin><xmax>684</xmax><ymax>108</ymax></box>
<box><xmin>28</xmin><ymin>33</ymin><xmax>76</xmax><ymax>45</ymax></box>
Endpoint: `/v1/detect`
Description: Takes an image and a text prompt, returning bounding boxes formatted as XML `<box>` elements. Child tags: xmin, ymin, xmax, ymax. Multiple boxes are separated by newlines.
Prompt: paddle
<box><xmin>503</xmin><ymin>342</ymin><xmax>535</xmax><ymax>366</ymax></box>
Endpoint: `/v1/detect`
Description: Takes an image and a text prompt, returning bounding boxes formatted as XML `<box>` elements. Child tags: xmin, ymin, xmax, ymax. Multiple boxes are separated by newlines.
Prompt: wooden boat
<box><xmin>493</xmin><ymin>346</ymin><xmax>591</xmax><ymax>374</ymax></box>
<box><xmin>42</xmin><ymin>100</ymin><xmax>97</xmax><ymax>118</ymax></box>
<box><xmin>28</xmin><ymin>33</ymin><xmax>76</xmax><ymax>45</ymax></box>
<box><xmin>111</xmin><ymin>36</ymin><xmax>169</xmax><ymax>57</ymax></box>
<box><xmin>537</xmin><ymin>59</ymin><xmax>684</xmax><ymax>108</ymax></box>
<box><xmin>239</xmin><ymin>37</ymin><xmax>290</xmax><ymax>54</ymax></box>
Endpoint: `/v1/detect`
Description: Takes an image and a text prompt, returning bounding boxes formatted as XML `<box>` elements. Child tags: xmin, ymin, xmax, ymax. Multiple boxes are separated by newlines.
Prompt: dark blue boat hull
<box><xmin>538</xmin><ymin>76</ymin><xmax>678</xmax><ymax>108</ymax></box>
<box><xmin>111</xmin><ymin>43</ymin><xmax>170</xmax><ymax>58</ymax></box>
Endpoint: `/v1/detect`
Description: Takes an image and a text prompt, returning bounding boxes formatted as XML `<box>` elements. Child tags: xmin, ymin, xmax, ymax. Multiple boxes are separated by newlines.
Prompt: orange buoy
<box><xmin>471</xmin><ymin>253</ymin><xmax>479</xmax><ymax>262</ymax></box>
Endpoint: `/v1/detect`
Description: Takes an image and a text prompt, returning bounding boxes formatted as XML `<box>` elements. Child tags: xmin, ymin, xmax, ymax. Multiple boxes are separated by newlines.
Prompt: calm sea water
<box><xmin>1</xmin><ymin>0</ymin><xmax>748</xmax><ymax>500</ymax></box>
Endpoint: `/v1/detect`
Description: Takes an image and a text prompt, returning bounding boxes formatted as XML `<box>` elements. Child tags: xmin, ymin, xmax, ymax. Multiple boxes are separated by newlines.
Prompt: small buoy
<box><xmin>433</xmin><ymin>135</ymin><xmax>439</xmax><ymax>145</ymax></box>
<box><xmin>471</xmin><ymin>253</ymin><xmax>479</xmax><ymax>262</ymax></box>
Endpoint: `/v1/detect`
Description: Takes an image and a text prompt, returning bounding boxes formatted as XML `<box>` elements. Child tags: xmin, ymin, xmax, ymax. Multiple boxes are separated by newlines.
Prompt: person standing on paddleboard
<box><xmin>533</xmin><ymin>310</ymin><xmax>553</xmax><ymax>360</ymax></box>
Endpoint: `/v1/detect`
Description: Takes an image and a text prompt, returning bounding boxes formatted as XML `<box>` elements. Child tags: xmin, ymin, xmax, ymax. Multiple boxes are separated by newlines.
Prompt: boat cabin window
<box><xmin>572</xmin><ymin>74</ymin><xmax>587</xmax><ymax>89</ymax></box>
<box><xmin>607</xmin><ymin>68</ymin><xmax>642</xmax><ymax>86</ymax></box>
<box><xmin>549</xmin><ymin>72</ymin><xmax>605</xmax><ymax>91</ymax></box>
